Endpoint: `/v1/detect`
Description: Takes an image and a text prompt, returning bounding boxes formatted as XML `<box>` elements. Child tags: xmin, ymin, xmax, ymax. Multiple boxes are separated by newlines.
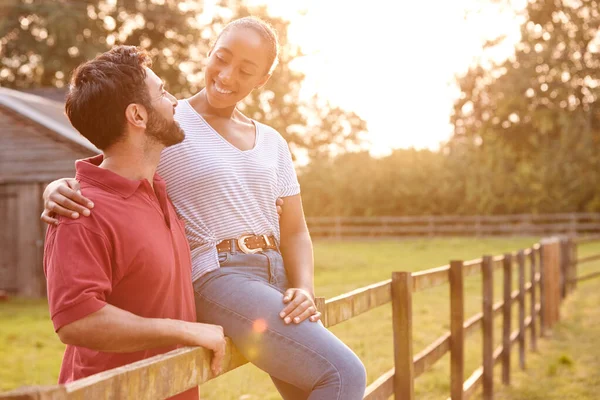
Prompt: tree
<box><xmin>0</xmin><ymin>0</ymin><xmax>367</xmax><ymax>157</ymax></box>
<box><xmin>448</xmin><ymin>0</ymin><xmax>600</xmax><ymax>213</ymax></box>
<box><xmin>451</xmin><ymin>0</ymin><xmax>600</xmax><ymax>154</ymax></box>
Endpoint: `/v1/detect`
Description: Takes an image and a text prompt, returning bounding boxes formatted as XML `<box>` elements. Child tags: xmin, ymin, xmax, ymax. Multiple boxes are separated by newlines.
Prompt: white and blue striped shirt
<box><xmin>157</xmin><ymin>99</ymin><xmax>300</xmax><ymax>282</ymax></box>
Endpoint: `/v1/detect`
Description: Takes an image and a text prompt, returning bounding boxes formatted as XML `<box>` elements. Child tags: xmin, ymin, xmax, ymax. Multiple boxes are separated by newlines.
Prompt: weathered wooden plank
<box><xmin>363</xmin><ymin>368</ymin><xmax>394</xmax><ymax>400</ymax></box>
<box><xmin>0</xmin><ymin>385</ymin><xmax>67</xmax><ymax>400</ymax></box>
<box><xmin>463</xmin><ymin>258</ymin><xmax>483</xmax><ymax>278</ymax></box>
<box><xmin>16</xmin><ymin>184</ymin><xmax>44</xmax><ymax>297</ymax></box>
<box><xmin>66</xmin><ymin>340</ymin><xmax>245</xmax><ymax>400</ymax></box>
<box><xmin>412</xmin><ymin>265</ymin><xmax>449</xmax><ymax>292</ymax></box>
<box><xmin>573</xmin><ymin>235</ymin><xmax>600</xmax><ymax>245</ymax></box>
<box><xmin>0</xmin><ymin>187</ymin><xmax>19</xmax><ymax>292</ymax></box>
<box><xmin>450</xmin><ymin>261</ymin><xmax>465</xmax><ymax>400</ymax></box>
<box><xmin>463</xmin><ymin>366</ymin><xmax>483</xmax><ymax>400</ymax></box>
<box><xmin>324</xmin><ymin>279</ymin><xmax>391</xmax><ymax>327</ymax></box>
<box><xmin>575</xmin><ymin>254</ymin><xmax>600</xmax><ymax>265</ymax></box>
<box><xmin>493</xmin><ymin>299</ymin><xmax>504</xmax><ymax>317</ymax></box>
<box><xmin>413</xmin><ymin>332</ymin><xmax>450</xmax><ymax>378</ymax></box>
<box><xmin>0</xmin><ymin>341</ymin><xmax>247</xmax><ymax>400</ymax></box>
<box><xmin>572</xmin><ymin>270</ymin><xmax>600</xmax><ymax>283</ymax></box>
<box><xmin>463</xmin><ymin>312</ymin><xmax>482</xmax><ymax>338</ymax></box>
<box><xmin>482</xmin><ymin>255</ymin><xmax>494</xmax><ymax>400</ymax></box>
<box><xmin>308</xmin><ymin>223</ymin><xmax>600</xmax><ymax>236</ymax></box>
<box><xmin>391</xmin><ymin>272</ymin><xmax>414</xmax><ymax>400</ymax></box>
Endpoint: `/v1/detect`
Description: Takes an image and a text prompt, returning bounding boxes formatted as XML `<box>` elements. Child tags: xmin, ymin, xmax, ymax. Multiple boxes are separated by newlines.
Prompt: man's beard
<box><xmin>145</xmin><ymin>106</ymin><xmax>185</xmax><ymax>147</ymax></box>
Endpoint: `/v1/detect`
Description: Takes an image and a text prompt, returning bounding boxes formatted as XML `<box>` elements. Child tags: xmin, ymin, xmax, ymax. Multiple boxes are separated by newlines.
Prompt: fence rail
<box><xmin>2</xmin><ymin>236</ymin><xmax>600</xmax><ymax>400</ymax></box>
<box><xmin>306</xmin><ymin>213</ymin><xmax>600</xmax><ymax>238</ymax></box>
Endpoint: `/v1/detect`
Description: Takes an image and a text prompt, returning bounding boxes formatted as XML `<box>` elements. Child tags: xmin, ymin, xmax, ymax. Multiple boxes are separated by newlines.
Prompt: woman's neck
<box><xmin>190</xmin><ymin>89</ymin><xmax>236</xmax><ymax>119</ymax></box>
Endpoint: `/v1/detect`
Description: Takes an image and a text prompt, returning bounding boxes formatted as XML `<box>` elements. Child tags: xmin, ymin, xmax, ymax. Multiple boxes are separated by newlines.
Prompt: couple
<box><xmin>42</xmin><ymin>16</ymin><xmax>366</xmax><ymax>400</ymax></box>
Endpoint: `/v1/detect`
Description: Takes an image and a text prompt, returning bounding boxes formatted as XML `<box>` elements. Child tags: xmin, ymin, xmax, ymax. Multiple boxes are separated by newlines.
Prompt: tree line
<box><xmin>2</xmin><ymin>0</ymin><xmax>598</xmax><ymax>216</ymax></box>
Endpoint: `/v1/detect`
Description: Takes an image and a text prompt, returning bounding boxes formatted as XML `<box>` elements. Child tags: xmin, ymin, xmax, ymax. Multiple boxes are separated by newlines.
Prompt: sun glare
<box><xmin>215</xmin><ymin>0</ymin><xmax>527</xmax><ymax>155</ymax></box>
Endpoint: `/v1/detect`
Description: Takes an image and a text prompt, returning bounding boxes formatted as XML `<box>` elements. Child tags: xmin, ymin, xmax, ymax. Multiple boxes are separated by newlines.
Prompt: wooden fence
<box><xmin>2</xmin><ymin>235</ymin><xmax>600</xmax><ymax>400</ymax></box>
<box><xmin>306</xmin><ymin>213</ymin><xmax>600</xmax><ymax>238</ymax></box>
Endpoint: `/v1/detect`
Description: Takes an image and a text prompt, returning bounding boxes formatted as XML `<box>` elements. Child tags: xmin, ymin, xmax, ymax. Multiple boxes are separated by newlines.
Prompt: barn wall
<box><xmin>0</xmin><ymin>105</ymin><xmax>94</xmax><ymax>183</ymax></box>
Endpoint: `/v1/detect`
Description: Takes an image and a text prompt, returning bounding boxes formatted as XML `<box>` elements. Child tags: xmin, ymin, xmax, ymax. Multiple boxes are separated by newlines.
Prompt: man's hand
<box><xmin>41</xmin><ymin>178</ymin><xmax>94</xmax><ymax>225</ymax></box>
<box><xmin>279</xmin><ymin>288</ymin><xmax>320</xmax><ymax>324</ymax></box>
<box><xmin>184</xmin><ymin>322</ymin><xmax>227</xmax><ymax>376</ymax></box>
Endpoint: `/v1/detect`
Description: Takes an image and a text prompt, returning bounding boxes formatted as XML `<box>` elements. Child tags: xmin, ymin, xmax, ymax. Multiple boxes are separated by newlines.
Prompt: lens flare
<box><xmin>253</xmin><ymin>318</ymin><xmax>267</xmax><ymax>333</ymax></box>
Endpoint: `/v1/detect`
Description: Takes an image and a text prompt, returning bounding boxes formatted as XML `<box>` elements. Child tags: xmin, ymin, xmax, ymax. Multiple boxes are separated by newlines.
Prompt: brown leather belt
<box><xmin>216</xmin><ymin>234</ymin><xmax>277</xmax><ymax>254</ymax></box>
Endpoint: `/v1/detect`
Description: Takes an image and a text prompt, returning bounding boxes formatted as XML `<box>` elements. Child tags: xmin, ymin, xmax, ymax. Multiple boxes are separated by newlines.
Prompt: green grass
<box><xmin>492</xmin><ymin>266</ymin><xmax>600</xmax><ymax>400</ymax></box>
<box><xmin>2</xmin><ymin>238</ymin><xmax>600</xmax><ymax>399</ymax></box>
<box><xmin>0</xmin><ymin>298</ymin><xmax>64</xmax><ymax>391</ymax></box>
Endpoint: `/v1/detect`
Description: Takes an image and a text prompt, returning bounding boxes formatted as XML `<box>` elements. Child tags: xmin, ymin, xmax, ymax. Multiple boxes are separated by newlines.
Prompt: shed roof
<box><xmin>0</xmin><ymin>87</ymin><xmax>99</xmax><ymax>154</ymax></box>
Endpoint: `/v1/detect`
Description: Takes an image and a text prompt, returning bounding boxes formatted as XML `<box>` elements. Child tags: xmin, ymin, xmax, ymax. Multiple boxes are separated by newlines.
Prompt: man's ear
<box><xmin>124</xmin><ymin>103</ymin><xmax>148</xmax><ymax>129</ymax></box>
<box><xmin>255</xmin><ymin>73</ymin><xmax>272</xmax><ymax>90</ymax></box>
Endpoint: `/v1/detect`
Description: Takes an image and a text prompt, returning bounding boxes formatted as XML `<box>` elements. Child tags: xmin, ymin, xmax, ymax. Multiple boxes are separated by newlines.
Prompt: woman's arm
<box><xmin>278</xmin><ymin>194</ymin><xmax>320</xmax><ymax>324</ymax></box>
<box><xmin>41</xmin><ymin>179</ymin><xmax>284</xmax><ymax>225</ymax></box>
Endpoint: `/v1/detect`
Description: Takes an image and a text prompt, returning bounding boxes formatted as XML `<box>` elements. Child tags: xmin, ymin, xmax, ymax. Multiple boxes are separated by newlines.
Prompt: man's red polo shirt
<box><xmin>44</xmin><ymin>155</ymin><xmax>198</xmax><ymax>400</ymax></box>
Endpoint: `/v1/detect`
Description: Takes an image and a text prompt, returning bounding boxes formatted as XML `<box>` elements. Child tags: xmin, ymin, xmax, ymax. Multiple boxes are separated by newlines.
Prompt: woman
<box><xmin>42</xmin><ymin>16</ymin><xmax>366</xmax><ymax>399</ymax></box>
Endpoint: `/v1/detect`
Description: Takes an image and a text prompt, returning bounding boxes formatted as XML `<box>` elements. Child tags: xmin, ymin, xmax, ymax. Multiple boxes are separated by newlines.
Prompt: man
<box><xmin>43</xmin><ymin>46</ymin><xmax>225</xmax><ymax>400</ymax></box>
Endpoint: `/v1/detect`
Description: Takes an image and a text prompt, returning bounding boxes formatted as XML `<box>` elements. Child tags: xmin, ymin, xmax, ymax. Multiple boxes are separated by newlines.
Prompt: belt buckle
<box><xmin>238</xmin><ymin>234</ymin><xmax>262</xmax><ymax>254</ymax></box>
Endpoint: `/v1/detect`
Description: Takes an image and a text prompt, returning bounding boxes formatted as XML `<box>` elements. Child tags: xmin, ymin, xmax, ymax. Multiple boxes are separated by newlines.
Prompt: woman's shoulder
<box><xmin>253</xmin><ymin>120</ymin><xmax>287</xmax><ymax>144</ymax></box>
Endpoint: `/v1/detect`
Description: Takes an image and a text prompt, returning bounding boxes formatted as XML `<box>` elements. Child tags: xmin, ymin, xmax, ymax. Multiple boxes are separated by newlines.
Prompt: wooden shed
<box><xmin>0</xmin><ymin>87</ymin><xmax>98</xmax><ymax>297</ymax></box>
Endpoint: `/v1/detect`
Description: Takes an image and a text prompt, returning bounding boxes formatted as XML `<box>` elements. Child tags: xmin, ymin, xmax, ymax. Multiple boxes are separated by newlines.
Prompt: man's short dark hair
<box><xmin>65</xmin><ymin>46</ymin><xmax>152</xmax><ymax>150</ymax></box>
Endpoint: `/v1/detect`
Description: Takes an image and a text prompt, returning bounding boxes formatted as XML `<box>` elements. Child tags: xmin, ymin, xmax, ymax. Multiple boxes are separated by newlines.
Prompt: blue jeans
<box><xmin>193</xmin><ymin>248</ymin><xmax>366</xmax><ymax>400</ymax></box>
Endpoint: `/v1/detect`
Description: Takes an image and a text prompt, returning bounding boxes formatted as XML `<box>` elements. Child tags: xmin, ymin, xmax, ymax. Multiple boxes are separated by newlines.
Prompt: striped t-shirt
<box><xmin>157</xmin><ymin>99</ymin><xmax>300</xmax><ymax>282</ymax></box>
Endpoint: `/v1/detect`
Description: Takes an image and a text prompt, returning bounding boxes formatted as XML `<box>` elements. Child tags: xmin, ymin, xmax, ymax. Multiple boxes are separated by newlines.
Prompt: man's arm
<box><xmin>57</xmin><ymin>303</ymin><xmax>221</xmax><ymax>352</ymax></box>
<box><xmin>57</xmin><ymin>304</ymin><xmax>226</xmax><ymax>374</ymax></box>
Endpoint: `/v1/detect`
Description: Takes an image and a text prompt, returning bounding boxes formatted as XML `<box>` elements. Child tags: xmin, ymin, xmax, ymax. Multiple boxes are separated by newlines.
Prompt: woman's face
<box><xmin>204</xmin><ymin>27</ymin><xmax>272</xmax><ymax>109</ymax></box>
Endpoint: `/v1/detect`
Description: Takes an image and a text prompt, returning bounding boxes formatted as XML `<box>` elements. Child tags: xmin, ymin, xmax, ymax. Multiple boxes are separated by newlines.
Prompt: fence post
<box><xmin>567</xmin><ymin>238</ymin><xmax>576</xmax><ymax>294</ymax></box>
<box><xmin>539</xmin><ymin>245</ymin><xmax>546</xmax><ymax>336</ymax></box>
<box><xmin>450</xmin><ymin>260</ymin><xmax>464</xmax><ymax>400</ymax></box>
<box><xmin>517</xmin><ymin>250</ymin><xmax>526</xmax><ymax>370</ymax></box>
<box><xmin>314</xmin><ymin>297</ymin><xmax>328</xmax><ymax>327</ymax></box>
<box><xmin>569</xmin><ymin>213</ymin><xmax>577</xmax><ymax>237</ymax></box>
<box><xmin>571</xmin><ymin>238</ymin><xmax>578</xmax><ymax>292</ymax></box>
<box><xmin>392</xmin><ymin>272</ymin><xmax>414</xmax><ymax>400</ymax></box>
<box><xmin>541</xmin><ymin>238</ymin><xmax>561</xmax><ymax>330</ymax></box>
<box><xmin>334</xmin><ymin>216</ymin><xmax>342</xmax><ymax>240</ymax></box>
<box><xmin>529</xmin><ymin>248</ymin><xmax>538</xmax><ymax>351</ymax></box>
<box><xmin>560</xmin><ymin>239</ymin><xmax>568</xmax><ymax>300</ymax></box>
<box><xmin>428</xmin><ymin>216</ymin><xmax>435</xmax><ymax>238</ymax></box>
<box><xmin>482</xmin><ymin>256</ymin><xmax>494</xmax><ymax>400</ymax></box>
<box><xmin>502</xmin><ymin>254</ymin><xmax>512</xmax><ymax>385</ymax></box>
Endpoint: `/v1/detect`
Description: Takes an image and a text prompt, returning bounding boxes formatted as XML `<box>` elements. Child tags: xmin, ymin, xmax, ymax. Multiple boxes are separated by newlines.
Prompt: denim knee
<box><xmin>342</xmin><ymin>354</ymin><xmax>367</xmax><ymax>397</ymax></box>
<box><xmin>318</xmin><ymin>349</ymin><xmax>366</xmax><ymax>399</ymax></box>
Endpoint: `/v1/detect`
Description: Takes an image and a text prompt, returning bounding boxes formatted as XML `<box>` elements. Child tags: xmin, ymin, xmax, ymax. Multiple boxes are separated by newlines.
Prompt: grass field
<box><xmin>492</xmin><ymin>276</ymin><xmax>600</xmax><ymax>400</ymax></box>
<box><xmin>2</xmin><ymin>237</ymin><xmax>600</xmax><ymax>399</ymax></box>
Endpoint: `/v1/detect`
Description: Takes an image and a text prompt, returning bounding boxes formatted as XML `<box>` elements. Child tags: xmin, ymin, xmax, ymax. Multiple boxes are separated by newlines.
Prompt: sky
<box><xmin>213</xmin><ymin>0</ymin><xmax>528</xmax><ymax>155</ymax></box>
